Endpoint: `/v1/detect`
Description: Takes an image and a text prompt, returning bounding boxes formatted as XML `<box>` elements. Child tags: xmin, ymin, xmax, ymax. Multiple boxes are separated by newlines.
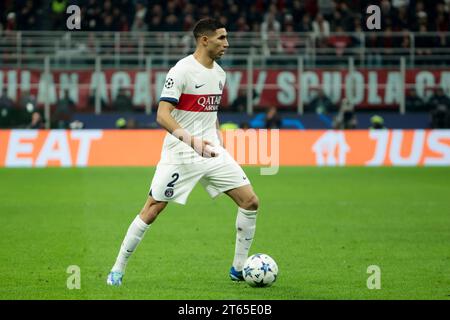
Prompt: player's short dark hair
<box><xmin>193</xmin><ymin>18</ymin><xmax>225</xmax><ymax>40</ymax></box>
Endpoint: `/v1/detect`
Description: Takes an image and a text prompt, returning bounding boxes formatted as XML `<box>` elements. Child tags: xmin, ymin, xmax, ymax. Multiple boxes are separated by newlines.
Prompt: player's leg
<box><xmin>108</xmin><ymin>161</ymin><xmax>203</xmax><ymax>286</ymax></box>
<box><xmin>225</xmin><ymin>184</ymin><xmax>259</xmax><ymax>280</ymax></box>
<box><xmin>225</xmin><ymin>184</ymin><xmax>259</xmax><ymax>211</ymax></box>
<box><xmin>107</xmin><ymin>196</ymin><xmax>167</xmax><ymax>286</ymax></box>
<box><xmin>200</xmin><ymin>151</ymin><xmax>259</xmax><ymax>281</ymax></box>
<box><xmin>113</xmin><ymin>196</ymin><xmax>167</xmax><ymax>272</ymax></box>
<box><xmin>138</xmin><ymin>195</ymin><xmax>168</xmax><ymax>224</ymax></box>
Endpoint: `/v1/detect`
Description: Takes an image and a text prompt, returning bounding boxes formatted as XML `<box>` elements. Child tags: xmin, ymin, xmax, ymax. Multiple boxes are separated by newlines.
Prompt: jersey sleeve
<box><xmin>159</xmin><ymin>66</ymin><xmax>185</xmax><ymax>105</ymax></box>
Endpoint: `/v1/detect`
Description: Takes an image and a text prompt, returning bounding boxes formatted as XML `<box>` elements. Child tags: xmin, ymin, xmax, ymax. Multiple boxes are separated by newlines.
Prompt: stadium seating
<box><xmin>0</xmin><ymin>0</ymin><xmax>449</xmax><ymax>129</ymax></box>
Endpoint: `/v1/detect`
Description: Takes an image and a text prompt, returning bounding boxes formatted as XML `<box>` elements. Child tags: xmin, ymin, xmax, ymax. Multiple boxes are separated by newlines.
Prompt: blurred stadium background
<box><xmin>0</xmin><ymin>0</ymin><xmax>449</xmax><ymax>130</ymax></box>
<box><xmin>1</xmin><ymin>0</ymin><xmax>450</xmax><ymax>300</ymax></box>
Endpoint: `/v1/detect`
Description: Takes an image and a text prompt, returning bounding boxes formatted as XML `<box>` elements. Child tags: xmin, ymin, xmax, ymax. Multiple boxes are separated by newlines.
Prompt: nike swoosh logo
<box><xmin>195</xmin><ymin>84</ymin><xmax>206</xmax><ymax>88</ymax></box>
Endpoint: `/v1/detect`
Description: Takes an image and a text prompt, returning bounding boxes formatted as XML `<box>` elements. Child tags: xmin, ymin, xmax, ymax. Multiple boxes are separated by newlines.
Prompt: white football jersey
<box><xmin>159</xmin><ymin>54</ymin><xmax>226</xmax><ymax>164</ymax></box>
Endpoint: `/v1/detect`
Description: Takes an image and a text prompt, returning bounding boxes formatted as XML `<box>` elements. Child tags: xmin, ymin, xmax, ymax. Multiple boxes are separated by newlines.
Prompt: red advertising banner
<box><xmin>0</xmin><ymin>129</ymin><xmax>449</xmax><ymax>168</ymax></box>
<box><xmin>1</xmin><ymin>68</ymin><xmax>449</xmax><ymax>109</ymax></box>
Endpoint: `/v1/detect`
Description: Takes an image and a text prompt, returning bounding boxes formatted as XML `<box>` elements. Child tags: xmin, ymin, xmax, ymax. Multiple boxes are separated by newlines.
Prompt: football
<box><xmin>243</xmin><ymin>253</ymin><xmax>278</xmax><ymax>287</ymax></box>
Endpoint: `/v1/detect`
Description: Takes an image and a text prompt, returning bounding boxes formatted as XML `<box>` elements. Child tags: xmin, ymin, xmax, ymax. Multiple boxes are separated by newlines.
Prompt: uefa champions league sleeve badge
<box><xmin>165</xmin><ymin>78</ymin><xmax>174</xmax><ymax>89</ymax></box>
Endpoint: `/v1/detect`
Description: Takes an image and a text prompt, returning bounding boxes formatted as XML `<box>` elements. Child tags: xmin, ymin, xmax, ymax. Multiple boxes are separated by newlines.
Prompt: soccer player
<box><xmin>107</xmin><ymin>18</ymin><xmax>260</xmax><ymax>286</ymax></box>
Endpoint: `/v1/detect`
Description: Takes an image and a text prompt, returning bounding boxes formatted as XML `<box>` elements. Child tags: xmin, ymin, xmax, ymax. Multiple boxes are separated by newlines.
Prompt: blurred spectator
<box><xmin>366</xmin><ymin>33</ymin><xmax>382</xmax><ymax>67</ymax></box>
<box><xmin>435</xmin><ymin>32</ymin><xmax>450</xmax><ymax>66</ymax></box>
<box><xmin>405</xmin><ymin>88</ymin><xmax>426</xmax><ymax>112</ymax></box>
<box><xmin>318</xmin><ymin>0</ymin><xmax>333</xmax><ymax>15</ymax></box>
<box><xmin>350</xmin><ymin>16</ymin><xmax>363</xmax><ymax>48</ymax></box>
<box><xmin>415</xmin><ymin>24</ymin><xmax>433</xmax><ymax>64</ymax></box>
<box><xmin>304</xmin><ymin>0</ymin><xmax>318</xmax><ymax>17</ymax></box>
<box><xmin>399</xmin><ymin>29</ymin><xmax>411</xmax><ymax>54</ymax></box>
<box><xmin>165</xmin><ymin>14</ymin><xmax>181</xmax><ymax>32</ymax></box>
<box><xmin>381</xmin><ymin>25</ymin><xmax>396</xmax><ymax>62</ymax></box>
<box><xmin>28</xmin><ymin>112</ymin><xmax>45</xmax><ymax>129</ymax></box>
<box><xmin>380</xmin><ymin>0</ymin><xmax>395</xmax><ymax>27</ymax></box>
<box><xmin>394</xmin><ymin>5</ymin><xmax>410</xmax><ymax>31</ymax></box>
<box><xmin>370</xmin><ymin>115</ymin><xmax>386</xmax><ymax>129</ymax></box>
<box><xmin>331</xmin><ymin>1</ymin><xmax>353</xmax><ymax>32</ymax></box>
<box><xmin>298</xmin><ymin>14</ymin><xmax>313</xmax><ymax>32</ymax></box>
<box><xmin>100</xmin><ymin>13</ymin><xmax>117</xmax><ymax>31</ymax></box>
<box><xmin>132</xmin><ymin>17</ymin><xmax>147</xmax><ymax>33</ymax></box>
<box><xmin>0</xmin><ymin>88</ymin><xmax>14</xmax><ymax>110</ymax></box>
<box><xmin>87</xmin><ymin>89</ymin><xmax>107</xmax><ymax>112</ymax></box>
<box><xmin>5</xmin><ymin>12</ymin><xmax>17</xmax><ymax>31</ymax></box>
<box><xmin>134</xmin><ymin>1</ymin><xmax>147</xmax><ymax>21</ymax></box>
<box><xmin>333</xmin><ymin>98</ymin><xmax>357</xmax><ymax>129</ymax></box>
<box><xmin>265</xmin><ymin>106</ymin><xmax>281</xmax><ymax>129</ymax></box>
<box><xmin>229</xmin><ymin>90</ymin><xmax>247</xmax><ymax>113</ymax></box>
<box><xmin>99</xmin><ymin>1</ymin><xmax>116</xmax><ymax>32</ymax></box>
<box><xmin>428</xmin><ymin>87</ymin><xmax>450</xmax><ymax>110</ymax></box>
<box><xmin>298</xmin><ymin>14</ymin><xmax>312</xmax><ymax>32</ymax></box>
<box><xmin>149</xmin><ymin>12</ymin><xmax>163</xmax><ymax>31</ymax></box>
<box><xmin>228</xmin><ymin>3</ymin><xmax>240</xmax><ymax>29</ymax></box>
<box><xmin>131</xmin><ymin>0</ymin><xmax>148</xmax><ymax>33</ymax></box>
<box><xmin>50</xmin><ymin>0</ymin><xmax>68</xmax><ymax>30</ymax></box>
<box><xmin>327</xmin><ymin>25</ymin><xmax>352</xmax><ymax>57</ymax></box>
<box><xmin>0</xmin><ymin>108</ymin><xmax>10</xmax><ymax>128</ymax></box>
<box><xmin>84</xmin><ymin>0</ymin><xmax>101</xmax><ymax>30</ymax></box>
<box><xmin>280</xmin><ymin>23</ymin><xmax>301</xmax><ymax>54</ymax></box>
<box><xmin>117</xmin><ymin>13</ymin><xmax>130</xmax><ymax>32</ymax></box>
<box><xmin>19</xmin><ymin>0</ymin><xmax>38</xmax><ymax>30</ymax></box>
<box><xmin>312</xmin><ymin>13</ymin><xmax>330</xmax><ymax>39</ymax></box>
<box><xmin>281</xmin><ymin>13</ymin><xmax>294</xmax><ymax>32</ymax></box>
<box><xmin>291</xmin><ymin>0</ymin><xmax>305</xmax><ymax>29</ymax></box>
<box><xmin>83</xmin><ymin>32</ymin><xmax>100</xmax><ymax>56</ymax></box>
<box><xmin>0</xmin><ymin>0</ymin><xmax>4</xmax><ymax>29</ymax></box>
<box><xmin>183</xmin><ymin>14</ymin><xmax>195</xmax><ymax>32</ymax></box>
<box><xmin>415</xmin><ymin>5</ymin><xmax>429</xmax><ymax>31</ymax></box>
<box><xmin>18</xmin><ymin>90</ymin><xmax>37</xmax><ymax>113</ymax></box>
<box><xmin>112</xmin><ymin>87</ymin><xmax>133</xmax><ymax>112</ymax></box>
<box><xmin>261</xmin><ymin>12</ymin><xmax>282</xmax><ymax>57</ymax></box>
<box><xmin>234</xmin><ymin>15</ymin><xmax>250</xmax><ymax>33</ymax></box>
<box><xmin>392</xmin><ymin>0</ymin><xmax>410</xmax><ymax>9</ymax></box>
<box><xmin>308</xmin><ymin>89</ymin><xmax>334</xmax><ymax>114</ymax></box>
<box><xmin>246</xmin><ymin>4</ymin><xmax>263</xmax><ymax>28</ymax></box>
<box><xmin>430</xmin><ymin>105</ymin><xmax>450</xmax><ymax>128</ymax></box>
<box><xmin>435</xmin><ymin>2</ymin><xmax>449</xmax><ymax>32</ymax></box>
<box><xmin>54</xmin><ymin>89</ymin><xmax>75</xmax><ymax>128</ymax></box>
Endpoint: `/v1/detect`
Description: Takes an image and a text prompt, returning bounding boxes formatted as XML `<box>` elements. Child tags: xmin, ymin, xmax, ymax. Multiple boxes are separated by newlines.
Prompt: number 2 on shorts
<box><xmin>167</xmin><ymin>173</ymin><xmax>179</xmax><ymax>187</ymax></box>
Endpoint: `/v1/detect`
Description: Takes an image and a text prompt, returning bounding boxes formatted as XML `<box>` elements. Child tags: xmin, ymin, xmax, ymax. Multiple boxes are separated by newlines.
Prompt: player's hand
<box><xmin>191</xmin><ymin>138</ymin><xmax>219</xmax><ymax>158</ymax></box>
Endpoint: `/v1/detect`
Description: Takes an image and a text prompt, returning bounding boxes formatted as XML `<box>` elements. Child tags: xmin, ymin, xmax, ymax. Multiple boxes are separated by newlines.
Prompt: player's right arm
<box><xmin>157</xmin><ymin>89</ymin><xmax>216</xmax><ymax>158</ymax></box>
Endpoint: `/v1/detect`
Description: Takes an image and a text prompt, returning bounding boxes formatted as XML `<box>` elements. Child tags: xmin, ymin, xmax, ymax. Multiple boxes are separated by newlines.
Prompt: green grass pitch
<box><xmin>0</xmin><ymin>167</ymin><xmax>449</xmax><ymax>300</ymax></box>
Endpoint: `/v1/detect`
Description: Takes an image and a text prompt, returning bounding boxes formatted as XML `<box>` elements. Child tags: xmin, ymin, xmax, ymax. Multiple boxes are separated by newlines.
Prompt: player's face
<box><xmin>208</xmin><ymin>28</ymin><xmax>229</xmax><ymax>60</ymax></box>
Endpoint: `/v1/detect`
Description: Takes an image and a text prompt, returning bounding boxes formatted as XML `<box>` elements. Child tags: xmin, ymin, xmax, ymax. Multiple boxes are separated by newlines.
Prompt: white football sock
<box><xmin>232</xmin><ymin>207</ymin><xmax>257</xmax><ymax>271</ymax></box>
<box><xmin>111</xmin><ymin>215</ymin><xmax>150</xmax><ymax>274</ymax></box>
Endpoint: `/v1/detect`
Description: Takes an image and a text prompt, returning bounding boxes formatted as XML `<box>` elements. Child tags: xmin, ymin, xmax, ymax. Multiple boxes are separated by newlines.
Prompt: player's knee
<box><xmin>140</xmin><ymin>206</ymin><xmax>164</xmax><ymax>224</ymax></box>
<box><xmin>242</xmin><ymin>194</ymin><xmax>259</xmax><ymax>211</ymax></box>
<box><xmin>140</xmin><ymin>197</ymin><xmax>167</xmax><ymax>224</ymax></box>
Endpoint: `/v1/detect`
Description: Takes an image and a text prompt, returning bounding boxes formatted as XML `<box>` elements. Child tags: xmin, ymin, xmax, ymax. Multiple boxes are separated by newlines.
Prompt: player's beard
<box><xmin>214</xmin><ymin>51</ymin><xmax>225</xmax><ymax>61</ymax></box>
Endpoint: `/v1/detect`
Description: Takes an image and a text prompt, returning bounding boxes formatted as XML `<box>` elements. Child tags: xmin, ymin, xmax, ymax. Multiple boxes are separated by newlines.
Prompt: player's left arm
<box><xmin>216</xmin><ymin>119</ymin><xmax>224</xmax><ymax>147</ymax></box>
